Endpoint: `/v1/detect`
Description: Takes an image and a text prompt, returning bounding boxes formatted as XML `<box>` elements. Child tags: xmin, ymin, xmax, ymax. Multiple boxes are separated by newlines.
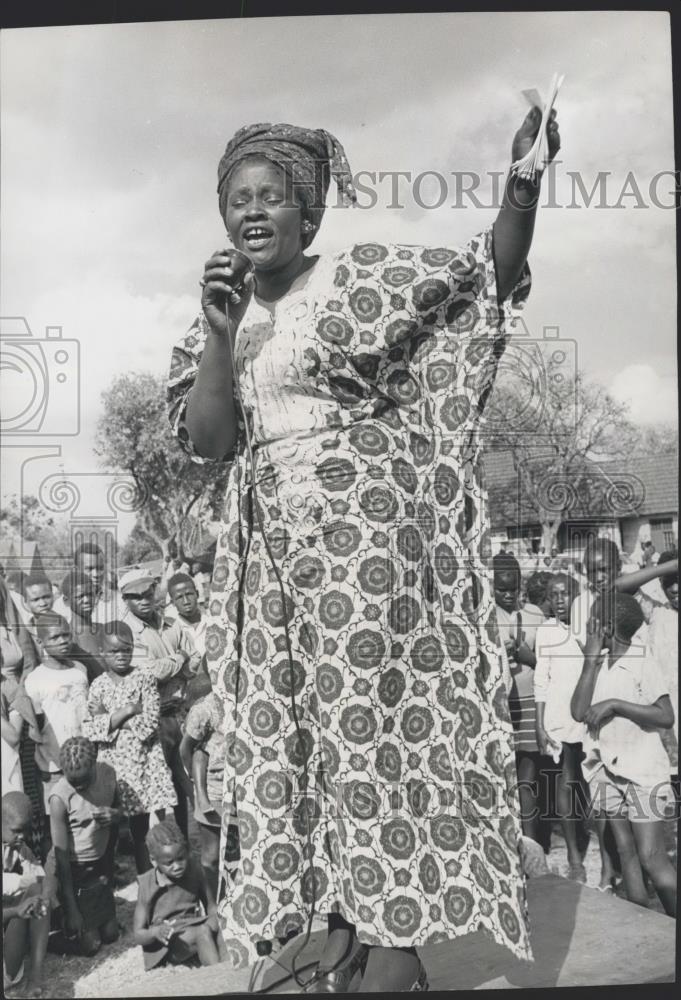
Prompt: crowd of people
<box><xmin>1</xmin><ymin>533</ymin><xmax>677</xmax><ymax>995</ymax></box>
<box><xmin>1</xmin><ymin>542</ymin><xmax>225</xmax><ymax>996</ymax></box>
<box><xmin>493</xmin><ymin>540</ymin><xmax>678</xmax><ymax>912</ymax></box>
<box><xmin>1</xmin><ymin>102</ymin><xmax>679</xmax><ymax>998</ymax></box>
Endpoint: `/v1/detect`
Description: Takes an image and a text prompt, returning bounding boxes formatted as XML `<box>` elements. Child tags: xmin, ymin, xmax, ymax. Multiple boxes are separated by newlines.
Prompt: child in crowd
<box><xmin>133</xmin><ymin>818</ymin><xmax>227</xmax><ymax>970</ymax></box>
<box><xmin>60</xmin><ymin>572</ymin><xmax>107</xmax><ymax>683</ymax></box>
<box><xmin>82</xmin><ymin>621</ymin><xmax>177</xmax><ymax>874</ymax></box>
<box><xmin>534</xmin><ymin>573</ymin><xmax>608</xmax><ymax>885</ymax></box>
<box><xmin>493</xmin><ymin>553</ymin><xmax>545</xmax><ymax>843</ymax></box>
<box><xmin>49</xmin><ymin>737</ymin><xmax>120</xmax><ymax>956</ymax></box>
<box><xmin>523</xmin><ymin>571</ymin><xmax>552</xmax><ymax>618</ymax></box>
<box><xmin>646</xmin><ymin>552</ymin><xmax>678</xmax><ymax>799</ymax></box>
<box><xmin>166</xmin><ymin>574</ymin><xmax>207</xmax><ymax>655</ymax></box>
<box><xmin>21</xmin><ymin>576</ymin><xmax>54</xmax><ymax>629</ymax></box>
<box><xmin>180</xmin><ymin>690</ymin><xmax>238</xmax><ymax>895</ymax></box>
<box><xmin>570</xmin><ymin>539</ymin><xmax>679</xmax><ymax>883</ymax></box>
<box><xmin>571</xmin><ymin>595</ymin><xmax>676</xmax><ymax>916</ymax></box>
<box><xmin>3</xmin><ymin>791</ymin><xmax>57</xmax><ymax>997</ymax></box>
<box><xmin>166</xmin><ymin>574</ymin><xmax>212</xmax><ymax>707</ymax></box>
<box><xmin>24</xmin><ymin>614</ymin><xmax>89</xmax><ymax>815</ymax></box>
<box><xmin>570</xmin><ymin>538</ymin><xmax>678</xmax><ymax>650</ymax></box>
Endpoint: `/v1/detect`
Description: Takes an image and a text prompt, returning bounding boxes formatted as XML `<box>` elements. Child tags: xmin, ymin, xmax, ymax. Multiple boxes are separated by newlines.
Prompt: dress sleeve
<box><xmin>389</xmin><ymin>226</ymin><xmax>531</xmax><ymax>335</ymax></box>
<box><xmin>82</xmin><ymin>678</ymin><xmax>116</xmax><ymax>744</ymax></box>
<box><xmin>167</xmin><ymin>312</ymin><xmax>234</xmax><ymax>464</ymax></box>
<box><xmin>362</xmin><ymin>228</ymin><xmax>530</xmax><ymax>442</ymax></box>
<box><xmin>450</xmin><ymin>225</ymin><xmax>531</xmax><ymax>331</ymax></box>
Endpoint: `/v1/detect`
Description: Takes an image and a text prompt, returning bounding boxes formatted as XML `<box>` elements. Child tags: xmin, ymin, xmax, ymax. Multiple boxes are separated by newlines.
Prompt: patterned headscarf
<box><xmin>217</xmin><ymin>123</ymin><xmax>357</xmax><ymax>246</ymax></box>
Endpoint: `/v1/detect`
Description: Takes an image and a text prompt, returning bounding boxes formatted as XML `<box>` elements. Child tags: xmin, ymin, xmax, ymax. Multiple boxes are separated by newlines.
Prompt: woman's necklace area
<box><xmin>254</xmin><ymin>254</ymin><xmax>319</xmax><ymax>313</ymax></box>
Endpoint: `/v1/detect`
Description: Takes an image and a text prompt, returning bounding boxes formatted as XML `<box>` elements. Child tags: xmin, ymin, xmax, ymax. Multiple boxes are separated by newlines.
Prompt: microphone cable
<box><xmin>222</xmin><ymin>270</ymin><xmax>320</xmax><ymax>992</ymax></box>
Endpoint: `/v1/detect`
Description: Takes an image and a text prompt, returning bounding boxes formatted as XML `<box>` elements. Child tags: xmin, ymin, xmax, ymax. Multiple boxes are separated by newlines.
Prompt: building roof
<box><xmin>485</xmin><ymin>450</ymin><xmax>678</xmax><ymax>526</ymax></box>
<box><xmin>596</xmin><ymin>454</ymin><xmax>678</xmax><ymax>517</ymax></box>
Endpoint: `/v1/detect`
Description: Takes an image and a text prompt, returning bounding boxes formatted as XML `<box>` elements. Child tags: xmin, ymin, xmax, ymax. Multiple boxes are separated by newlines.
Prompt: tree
<box><xmin>616</xmin><ymin>421</ymin><xmax>678</xmax><ymax>458</ymax></box>
<box><xmin>95</xmin><ymin>372</ymin><xmax>229</xmax><ymax>561</ymax></box>
<box><xmin>484</xmin><ymin>349</ymin><xmax>640</xmax><ymax>554</ymax></box>
<box><xmin>1</xmin><ymin>494</ymin><xmax>74</xmax><ymax>563</ymax></box>
<box><xmin>118</xmin><ymin>520</ymin><xmax>163</xmax><ymax>566</ymax></box>
<box><xmin>0</xmin><ymin>494</ymin><xmax>119</xmax><ymax>581</ymax></box>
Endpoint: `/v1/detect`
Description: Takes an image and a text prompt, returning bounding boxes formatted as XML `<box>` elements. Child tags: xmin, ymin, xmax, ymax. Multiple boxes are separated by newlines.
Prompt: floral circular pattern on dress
<box><xmin>167</xmin><ymin>228</ymin><xmax>532</xmax><ymax>969</ymax></box>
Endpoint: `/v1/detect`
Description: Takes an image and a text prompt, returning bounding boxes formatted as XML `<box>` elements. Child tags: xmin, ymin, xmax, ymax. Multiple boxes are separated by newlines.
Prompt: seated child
<box><xmin>134</xmin><ymin>818</ymin><xmax>227</xmax><ymax>970</ymax></box>
<box><xmin>180</xmin><ymin>691</ymin><xmax>239</xmax><ymax>895</ymax></box>
<box><xmin>2</xmin><ymin>791</ymin><xmax>57</xmax><ymax>997</ymax></box>
<box><xmin>571</xmin><ymin>594</ymin><xmax>676</xmax><ymax>916</ymax></box>
<box><xmin>48</xmin><ymin>737</ymin><xmax>120</xmax><ymax>956</ymax></box>
<box><xmin>82</xmin><ymin>621</ymin><xmax>177</xmax><ymax>874</ymax></box>
<box><xmin>24</xmin><ymin>614</ymin><xmax>89</xmax><ymax>814</ymax></box>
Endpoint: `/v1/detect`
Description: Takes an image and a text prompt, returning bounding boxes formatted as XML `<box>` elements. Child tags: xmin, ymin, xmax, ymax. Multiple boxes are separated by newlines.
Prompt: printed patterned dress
<box><xmin>82</xmin><ymin>670</ymin><xmax>177</xmax><ymax>815</ymax></box>
<box><xmin>167</xmin><ymin>227</ymin><xmax>533</xmax><ymax>969</ymax></box>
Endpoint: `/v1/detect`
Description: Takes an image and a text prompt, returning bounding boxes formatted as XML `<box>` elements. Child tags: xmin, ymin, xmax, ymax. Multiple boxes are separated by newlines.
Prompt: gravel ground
<box><xmin>8</xmin><ymin>818</ymin><xmax>676</xmax><ymax>998</ymax></box>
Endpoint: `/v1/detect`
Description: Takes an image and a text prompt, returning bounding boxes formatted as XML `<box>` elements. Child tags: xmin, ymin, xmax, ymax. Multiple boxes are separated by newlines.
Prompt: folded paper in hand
<box><xmin>511</xmin><ymin>72</ymin><xmax>564</xmax><ymax>181</ymax></box>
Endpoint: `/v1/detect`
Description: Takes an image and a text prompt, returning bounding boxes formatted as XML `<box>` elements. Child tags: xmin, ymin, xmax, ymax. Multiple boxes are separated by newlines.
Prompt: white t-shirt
<box><xmin>647</xmin><ymin>605</ymin><xmax>678</xmax><ymax>744</ymax></box>
<box><xmin>24</xmin><ymin>661</ymin><xmax>89</xmax><ymax>771</ymax></box>
<box><xmin>534</xmin><ymin>618</ymin><xmax>587</xmax><ymax>745</ymax></box>
<box><xmin>175</xmin><ymin>615</ymin><xmax>207</xmax><ymax>658</ymax></box>
<box><xmin>581</xmin><ymin>649</ymin><xmax>671</xmax><ymax>788</ymax></box>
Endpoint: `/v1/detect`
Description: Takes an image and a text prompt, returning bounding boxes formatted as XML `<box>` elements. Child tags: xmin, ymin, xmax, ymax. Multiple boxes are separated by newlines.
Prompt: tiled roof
<box><xmin>485</xmin><ymin>450</ymin><xmax>678</xmax><ymax>522</ymax></box>
<box><xmin>597</xmin><ymin>454</ymin><xmax>678</xmax><ymax>516</ymax></box>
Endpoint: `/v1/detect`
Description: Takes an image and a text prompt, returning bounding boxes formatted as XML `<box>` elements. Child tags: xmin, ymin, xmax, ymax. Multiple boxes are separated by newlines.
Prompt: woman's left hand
<box><xmin>511</xmin><ymin>107</ymin><xmax>561</xmax><ymax>166</ymax></box>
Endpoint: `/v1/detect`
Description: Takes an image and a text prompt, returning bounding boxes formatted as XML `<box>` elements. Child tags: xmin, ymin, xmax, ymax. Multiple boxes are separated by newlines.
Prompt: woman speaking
<box><xmin>168</xmin><ymin>107</ymin><xmax>560</xmax><ymax>992</ymax></box>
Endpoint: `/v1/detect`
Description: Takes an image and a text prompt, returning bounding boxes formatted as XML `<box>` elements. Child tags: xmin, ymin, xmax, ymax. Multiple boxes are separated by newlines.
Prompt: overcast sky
<box><xmin>1</xmin><ymin>11</ymin><xmax>676</xmax><ymax>545</ymax></box>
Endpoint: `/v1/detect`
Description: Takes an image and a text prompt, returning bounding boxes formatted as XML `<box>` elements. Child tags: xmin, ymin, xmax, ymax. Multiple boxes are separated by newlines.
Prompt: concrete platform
<box><xmin>113</xmin><ymin>875</ymin><xmax>676</xmax><ymax>996</ymax></box>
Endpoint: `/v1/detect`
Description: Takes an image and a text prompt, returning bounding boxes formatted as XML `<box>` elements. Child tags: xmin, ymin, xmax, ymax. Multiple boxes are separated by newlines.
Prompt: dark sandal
<box><xmin>303</xmin><ymin>945</ymin><xmax>368</xmax><ymax>993</ymax></box>
<box><xmin>409</xmin><ymin>963</ymin><xmax>430</xmax><ymax>991</ymax></box>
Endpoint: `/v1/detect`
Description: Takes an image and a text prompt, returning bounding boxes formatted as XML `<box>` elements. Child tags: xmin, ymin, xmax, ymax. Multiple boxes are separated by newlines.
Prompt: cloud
<box><xmin>1</xmin><ymin>12</ymin><xmax>676</xmax><ymax>545</ymax></box>
<box><xmin>609</xmin><ymin>363</ymin><xmax>678</xmax><ymax>424</ymax></box>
